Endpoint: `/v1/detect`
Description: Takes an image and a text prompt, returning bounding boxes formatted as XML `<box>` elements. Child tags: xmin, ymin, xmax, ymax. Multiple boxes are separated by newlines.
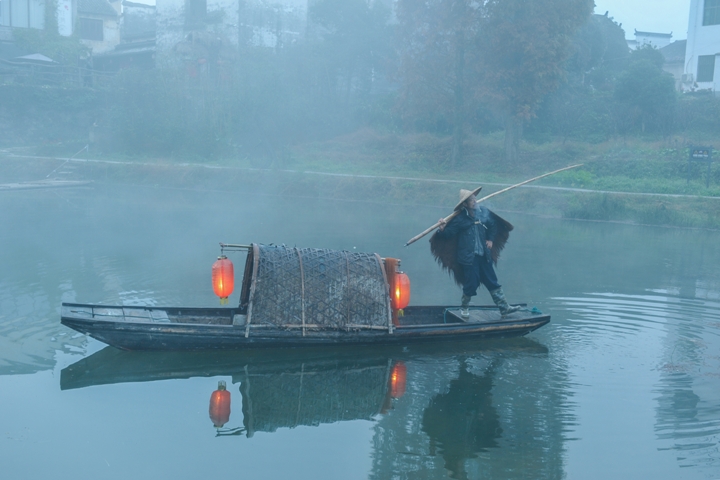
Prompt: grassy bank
<box><xmin>3</xmin><ymin>130</ymin><xmax>720</xmax><ymax>229</ymax></box>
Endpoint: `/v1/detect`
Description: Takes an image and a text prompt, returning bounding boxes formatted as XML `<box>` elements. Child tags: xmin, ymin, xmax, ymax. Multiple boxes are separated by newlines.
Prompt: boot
<box><xmin>460</xmin><ymin>294</ymin><xmax>471</xmax><ymax>319</ymax></box>
<box><xmin>490</xmin><ymin>288</ymin><xmax>521</xmax><ymax>317</ymax></box>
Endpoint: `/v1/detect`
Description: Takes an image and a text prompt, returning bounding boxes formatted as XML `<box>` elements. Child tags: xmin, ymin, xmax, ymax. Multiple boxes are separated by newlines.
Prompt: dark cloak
<box><xmin>429</xmin><ymin>209</ymin><xmax>513</xmax><ymax>286</ymax></box>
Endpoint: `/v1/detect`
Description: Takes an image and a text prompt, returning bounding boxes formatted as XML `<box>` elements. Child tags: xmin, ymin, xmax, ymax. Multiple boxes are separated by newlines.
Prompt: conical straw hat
<box><xmin>454</xmin><ymin>186</ymin><xmax>482</xmax><ymax>211</ymax></box>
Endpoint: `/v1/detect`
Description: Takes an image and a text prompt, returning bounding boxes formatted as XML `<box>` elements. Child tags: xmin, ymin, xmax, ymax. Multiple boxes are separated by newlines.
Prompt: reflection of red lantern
<box><xmin>393</xmin><ymin>272</ymin><xmax>411</xmax><ymax>310</ymax></box>
<box><xmin>390</xmin><ymin>362</ymin><xmax>407</xmax><ymax>399</ymax></box>
<box><xmin>212</xmin><ymin>256</ymin><xmax>234</xmax><ymax>305</ymax></box>
<box><xmin>209</xmin><ymin>380</ymin><xmax>231</xmax><ymax>428</ymax></box>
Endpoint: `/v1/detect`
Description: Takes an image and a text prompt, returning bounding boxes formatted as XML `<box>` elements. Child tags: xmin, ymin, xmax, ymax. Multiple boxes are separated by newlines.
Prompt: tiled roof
<box><xmin>660</xmin><ymin>40</ymin><xmax>687</xmax><ymax>63</ymax></box>
<box><xmin>634</xmin><ymin>30</ymin><xmax>672</xmax><ymax>38</ymax></box>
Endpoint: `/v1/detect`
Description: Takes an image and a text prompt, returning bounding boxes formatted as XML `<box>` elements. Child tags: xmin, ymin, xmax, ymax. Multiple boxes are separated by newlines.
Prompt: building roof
<box><xmin>78</xmin><ymin>0</ymin><xmax>119</xmax><ymax>17</ymax></box>
<box><xmin>15</xmin><ymin>54</ymin><xmax>57</xmax><ymax>63</ymax></box>
<box><xmin>660</xmin><ymin>40</ymin><xmax>687</xmax><ymax>63</ymax></box>
<box><xmin>634</xmin><ymin>30</ymin><xmax>672</xmax><ymax>38</ymax></box>
<box><xmin>122</xmin><ymin>0</ymin><xmax>155</xmax><ymax>8</ymax></box>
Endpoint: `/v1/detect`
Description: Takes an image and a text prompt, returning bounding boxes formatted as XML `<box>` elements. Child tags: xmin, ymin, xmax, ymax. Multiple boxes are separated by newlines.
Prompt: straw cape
<box><xmin>429</xmin><ymin>201</ymin><xmax>513</xmax><ymax>286</ymax></box>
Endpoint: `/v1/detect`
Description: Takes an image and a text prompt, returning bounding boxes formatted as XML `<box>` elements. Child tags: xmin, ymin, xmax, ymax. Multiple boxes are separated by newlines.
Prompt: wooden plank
<box><xmin>122</xmin><ymin>308</ymin><xmax>152</xmax><ymax>320</ymax></box>
<box><xmin>92</xmin><ymin>308</ymin><xmax>124</xmax><ymax>318</ymax></box>
<box><xmin>150</xmin><ymin>310</ymin><xmax>171</xmax><ymax>323</ymax></box>
<box><xmin>64</xmin><ymin>306</ymin><xmax>93</xmax><ymax>318</ymax></box>
<box><xmin>445</xmin><ymin>308</ymin><xmax>499</xmax><ymax>323</ymax></box>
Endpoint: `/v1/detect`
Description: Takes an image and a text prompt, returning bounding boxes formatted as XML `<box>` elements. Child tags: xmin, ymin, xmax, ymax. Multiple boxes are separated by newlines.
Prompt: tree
<box><xmin>396</xmin><ymin>0</ymin><xmax>483</xmax><ymax>169</ymax></box>
<box><xmin>396</xmin><ymin>0</ymin><xmax>593</xmax><ymax>166</ymax></box>
<box><xmin>309</xmin><ymin>0</ymin><xmax>394</xmax><ymax>110</ymax></box>
<box><xmin>528</xmin><ymin>13</ymin><xmax>629</xmax><ymax>143</ymax></box>
<box><xmin>478</xmin><ymin>0</ymin><xmax>594</xmax><ymax>161</ymax></box>
<box><xmin>614</xmin><ymin>46</ymin><xmax>677</xmax><ymax>135</ymax></box>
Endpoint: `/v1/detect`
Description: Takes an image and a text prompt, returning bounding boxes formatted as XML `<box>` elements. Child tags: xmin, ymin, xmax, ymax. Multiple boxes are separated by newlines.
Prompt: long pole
<box><xmin>404</xmin><ymin>164</ymin><xmax>583</xmax><ymax>246</ymax></box>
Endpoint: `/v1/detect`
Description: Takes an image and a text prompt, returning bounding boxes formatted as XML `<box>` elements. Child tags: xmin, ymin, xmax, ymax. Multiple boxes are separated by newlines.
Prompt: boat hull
<box><xmin>61</xmin><ymin>303</ymin><xmax>550</xmax><ymax>351</ymax></box>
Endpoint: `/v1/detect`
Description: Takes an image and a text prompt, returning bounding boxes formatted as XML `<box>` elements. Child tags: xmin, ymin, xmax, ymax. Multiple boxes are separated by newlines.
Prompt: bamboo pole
<box><xmin>220</xmin><ymin>243</ymin><xmax>252</xmax><ymax>250</ymax></box>
<box><xmin>404</xmin><ymin>164</ymin><xmax>583</xmax><ymax>246</ymax></box>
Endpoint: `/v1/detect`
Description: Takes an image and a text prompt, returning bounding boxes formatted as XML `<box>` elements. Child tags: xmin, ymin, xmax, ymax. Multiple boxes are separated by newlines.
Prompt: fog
<box><xmin>2</xmin><ymin>0</ymin><xmax>712</xmax><ymax>164</ymax></box>
<box><xmin>2</xmin><ymin>1</ymin><xmax>720</xmax><ymax>479</ymax></box>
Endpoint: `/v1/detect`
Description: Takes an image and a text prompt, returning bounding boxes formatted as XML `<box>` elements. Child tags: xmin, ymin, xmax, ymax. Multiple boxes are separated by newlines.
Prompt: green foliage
<box><xmin>480</xmin><ymin>0</ymin><xmax>595</xmax><ymax>120</ymax></box>
<box><xmin>614</xmin><ymin>46</ymin><xmax>677</xmax><ymax>135</ymax></box>
<box><xmin>566</xmin><ymin>13</ymin><xmax>629</xmax><ymax>89</ymax></box>
<box><xmin>675</xmin><ymin>93</ymin><xmax>720</xmax><ymax>137</ymax></box>
<box><xmin>395</xmin><ymin>0</ymin><xmax>593</xmax><ymax>162</ymax></box>
<box><xmin>552</xmin><ymin>169</ymin><xmax>596</xmax><ymax>187</ymax></box>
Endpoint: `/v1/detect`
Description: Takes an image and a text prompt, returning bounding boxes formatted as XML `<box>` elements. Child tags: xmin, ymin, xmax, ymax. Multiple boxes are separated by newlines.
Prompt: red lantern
<box><xmin>212</xmin><ymin>256</ymin><xmax>234</xmax><ymax>305</ymax></box>
<box><xmin>389</xmin><ymin>362</ymin><xmax>407</xmax><ymax>399</ymax></box>
<box><xmin>393</xmin><ymin>272</ymin><xmax>411</xmax><ymax>310</ymax></box>
<box><xmin>209</xmin><ymin>380</ymin><xmax>231</xmax><ymax>428</ymax></box>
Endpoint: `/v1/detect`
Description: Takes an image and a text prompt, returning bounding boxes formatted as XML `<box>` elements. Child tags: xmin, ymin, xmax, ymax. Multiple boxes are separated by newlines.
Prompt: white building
<box><xmin>76</xmin><ymin>0</ymin><xmax>122</xmax><ymax>54</ymax></box>
<box><xmin>628</xmin><ymin>30</ymin><xmax>673</xmax><ymax>50</ymax></box>
<box><xmin>684</xmin><ymin>0</ymin><xmax>720</xmax><ymax>92</ymax></box>
<box><xmin>0</xmin><ymin>0</ymin><xmax>121</xmax><ymax>54</ymax></box>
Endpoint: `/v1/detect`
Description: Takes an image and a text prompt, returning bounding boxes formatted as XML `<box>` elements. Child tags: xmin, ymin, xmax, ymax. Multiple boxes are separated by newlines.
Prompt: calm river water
<box><xmin>1</xmin><ymin>182</ymin><xmax>719</xmax><ymax>479</ymax></box>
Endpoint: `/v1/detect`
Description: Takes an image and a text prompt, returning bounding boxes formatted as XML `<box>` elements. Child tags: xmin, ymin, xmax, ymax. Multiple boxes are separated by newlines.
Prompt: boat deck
<box><xmin>62</xmin><ymin>304</ymin><xmax>522</xmax><ymax>328</ymax></box>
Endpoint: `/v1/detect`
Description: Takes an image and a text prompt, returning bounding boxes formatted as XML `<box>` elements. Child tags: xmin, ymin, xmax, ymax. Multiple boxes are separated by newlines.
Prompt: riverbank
<box><xmin>2</xmin><ymin>132</ymin><xmax>719</xmax><ymax>229</ymax></box>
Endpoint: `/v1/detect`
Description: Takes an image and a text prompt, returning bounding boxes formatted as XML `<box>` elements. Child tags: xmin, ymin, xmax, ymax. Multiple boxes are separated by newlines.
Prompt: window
<box><xmin>697</xmin><ymin>55</ymin><xmax>716</xmax><ymax>82</ymax></box>
<box><xmin>704</xmin><ymin>0</ymin><xmax>720</xmax><ymax>26</ymax></box>
<box><xmin>78</xmin><ymin>17</ymin><xmax>103</xmax><ymax>41</ymax></box>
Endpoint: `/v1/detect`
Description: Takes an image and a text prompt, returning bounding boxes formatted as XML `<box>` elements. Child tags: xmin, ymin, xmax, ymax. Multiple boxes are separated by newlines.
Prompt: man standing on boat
<box><xmin>433</xmin><ymin>187</ymin><xmax>520</xmax><ymax>319</ymax></box>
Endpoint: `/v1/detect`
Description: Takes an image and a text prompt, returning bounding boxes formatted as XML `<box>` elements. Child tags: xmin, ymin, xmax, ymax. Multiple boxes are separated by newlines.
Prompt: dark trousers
<box><xmin>461</xmin><ymin>254</ymin><xmax>501</xmax><ymax>297</ymax></box>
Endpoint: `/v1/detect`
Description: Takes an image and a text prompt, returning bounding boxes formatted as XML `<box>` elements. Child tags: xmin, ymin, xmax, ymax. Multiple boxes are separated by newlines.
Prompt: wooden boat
<box><xmin>60</xmin><ymin>303</ymin><xmax>549</xmax><ymax>351</ymax></box>
<box><xmin>60</xmin><ymin>243</ymin><xmax>549</xmax><ymax>351</ymax></box>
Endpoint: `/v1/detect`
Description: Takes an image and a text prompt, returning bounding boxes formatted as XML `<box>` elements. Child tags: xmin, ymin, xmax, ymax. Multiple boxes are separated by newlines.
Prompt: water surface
<box><xmin>1</xmin><ymin>183</ymin><xmax>719</xmax><ymax>479</ymax></box>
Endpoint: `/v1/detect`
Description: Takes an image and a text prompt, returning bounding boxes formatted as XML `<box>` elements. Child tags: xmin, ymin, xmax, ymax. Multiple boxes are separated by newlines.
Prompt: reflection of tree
<box><xmin>421</xmin><ymin>360</ymin><xmax>501</xmax><ymax>480</ymax></box>
<box><xmin>655</xmin><ymin>299</ymin><xmax>720</xmax><ymax>471</ymax></box>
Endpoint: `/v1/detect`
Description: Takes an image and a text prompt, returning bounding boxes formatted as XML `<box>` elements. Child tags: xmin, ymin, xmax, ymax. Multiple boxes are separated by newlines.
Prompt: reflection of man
<box><xmin>421</xmin><ymin>360</ymin><xmax>502</xmax><ymax>480</ymax></box>
<box><xmin>434</xmin><ymin>188</ymin><xmax>520</xmax><ymax>318</ymax></box>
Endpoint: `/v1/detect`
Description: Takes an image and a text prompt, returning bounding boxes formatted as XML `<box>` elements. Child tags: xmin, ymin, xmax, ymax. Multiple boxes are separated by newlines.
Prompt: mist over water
<box><xmin>1</xmin><ymin>182</ymin><xmax>719</xmax><ymax>479</ymax></box>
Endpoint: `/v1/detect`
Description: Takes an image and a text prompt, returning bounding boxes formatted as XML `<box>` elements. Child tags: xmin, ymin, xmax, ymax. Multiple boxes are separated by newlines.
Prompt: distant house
<box><xmin>94</xmin><ymin>1</ymin><xmax>156</xmax><ymax>72</ymax></box>
<box><xmin>628</xmin><ymin>30</ymin><xmax>673</xmax><ymax>50</ymax></box>
<box><xmin>0</xmin><ymin>0</ymin><xmax>121</xmax><ymax>54</ymax></box>
<box><xmin>77</xmin><ymin>0</ymin><xmax>122</xmax><ymax>54</ymax></box>
<box><xmin>684</xmin><ymin>0</ymin><xmax>720</xmax><ymax>93</ymax></box>
<box><xmin>660</xmin><ymin>40</ymin><xmax>687</xmax><ymax>90</ymax></box>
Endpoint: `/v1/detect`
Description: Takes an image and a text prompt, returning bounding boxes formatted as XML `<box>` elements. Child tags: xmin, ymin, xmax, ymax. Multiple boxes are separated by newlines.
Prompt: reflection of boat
<box><xmin>60</xmin><ymin>244</ymin><xmax>550</xmax><ymax>350</ymax></box>
<box><xmin>60</xmin><ymin>338</ymin><xmax>548</xmax><ymax>391</ymax></box>
<box><xmin>61</xmin><ymin>338</ymin><xmax>548</xmax><ymax>438</ymax></box>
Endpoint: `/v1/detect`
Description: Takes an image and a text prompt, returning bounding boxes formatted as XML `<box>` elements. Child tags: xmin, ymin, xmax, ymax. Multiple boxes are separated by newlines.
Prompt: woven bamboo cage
<box><xmin>240</xmin><ymin>244</ymin><xmax>392</xmax><ymax>332</ymax></box>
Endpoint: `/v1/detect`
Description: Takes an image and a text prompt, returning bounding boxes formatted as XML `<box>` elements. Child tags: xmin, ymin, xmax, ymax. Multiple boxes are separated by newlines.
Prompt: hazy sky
<box><xmin>594</xmin><ymin>0</ymin><xmax>692</xmax><ymax>40</ymax></box>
